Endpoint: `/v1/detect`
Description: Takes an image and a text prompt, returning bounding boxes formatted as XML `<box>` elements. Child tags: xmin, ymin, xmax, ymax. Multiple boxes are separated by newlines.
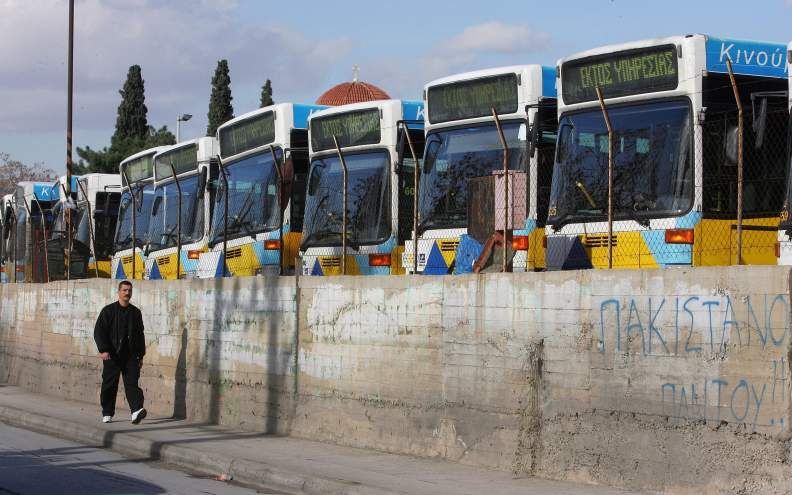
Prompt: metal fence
<box><xmin>4</xmin><ymin>92</ymin><xmax>791</xmax><ymax>283</ymax></box>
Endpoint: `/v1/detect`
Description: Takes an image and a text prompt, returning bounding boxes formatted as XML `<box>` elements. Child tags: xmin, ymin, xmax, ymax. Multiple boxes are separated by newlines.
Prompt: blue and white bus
<box><xmin>1</xmin><ymin>193</ymin><xmax>16</xmax><ymax>282</ymax></box>
<box><xmin>112</xmin><ymin>146</ymin><xmax>169</xmax><ymax>280</ymax></box>
<box><xmin>406</xmin><ymin>66</ymin><xmax>557</xmax><ymax>274</ymax></box>
<box><xmin>145</xmin><ymin>138</ymin><xmax>217</xmax><ymax>280</ymax></box>
<box><xmin>546</xmin><ymin>35</ymin><xmax>789</xmax><ymax>269</ymax></box>
<box><xmin>300</xmin><ymin>99</ymin><xmax>424</xmax><ymax>276</ymax></box>
<box><xmin>198</xmin><ymin>103</ymin><xmax>326</xmax><ymax>278</ymax></box>
<box><xmin>13</xmin><ymin>181</ymin><xmax>59</xmax><ymax>282</ymax></box>
<box><xmin>49</xmin><ymin>174</ymin><xmax>120</xmax><ymax>279</ymax></box>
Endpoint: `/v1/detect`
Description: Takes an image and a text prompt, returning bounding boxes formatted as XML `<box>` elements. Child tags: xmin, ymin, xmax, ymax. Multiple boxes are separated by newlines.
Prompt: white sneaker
<box><xmin>102</xmin><ymin>416</ymin><xmax>113</xmax><ymax>423</ymax></box>
<box><xmin>131</xmin><ymin>408</ymin><xmax>147</xmax><ymax>424</ymax></box>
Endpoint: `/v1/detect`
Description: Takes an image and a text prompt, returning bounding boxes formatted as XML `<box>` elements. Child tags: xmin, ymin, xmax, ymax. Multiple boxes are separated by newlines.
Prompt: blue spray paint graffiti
<box><xmin>660</xmin><ymin>358</ymin><xmax>787</xmax><ymax>432</ymax></box>
<box><xmin>598</xmin><ymin>294</ymin><xmax>789</xmax><ymax>355</ymax></box>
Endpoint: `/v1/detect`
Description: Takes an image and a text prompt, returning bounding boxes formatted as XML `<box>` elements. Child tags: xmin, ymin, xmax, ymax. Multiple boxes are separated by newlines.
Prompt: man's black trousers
<box><xmin>100</xmin><ymin>355</ymin><xmax>144</xmax><ymax>416</ymax></box>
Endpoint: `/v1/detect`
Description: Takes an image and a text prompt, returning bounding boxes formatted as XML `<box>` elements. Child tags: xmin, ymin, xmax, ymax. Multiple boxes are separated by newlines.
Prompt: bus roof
<box><xmin>220</xmin><ymin>102</ymin><xmax>328</xmax><ymax>134</ymax></box>
<box><xmin>560</xmin><ymin>34</ymin><xmax>788</xmax><ymax>80</ymax></box>
<box><xmin>424</xmin><ymin>65</ymin><xmax>556</xmax><ymax>98</ymax></box>
<box><xmin>308</xmin><ymin>99</ymin><xmax>424</xmax><ymax>154</ymax></box>
<box><xmin>155</xmin><ymin>136</ymin><xmax>217</xmax><ymax>164</ymax></box>
<box><xmin>16</xmin><ymin>181</ymin><xmax>57</xmax><ymax>202</ymax></box>
<box><xmin>120</xmin><ymin>145</ymin><xmax>171</xmax><ymax>167</ymax></box>
<box><xmin>308</xmin><ymin>99</ymin><xmax>424</xmax><ymax>123</ymax></box>
<box><xmin>76</xmin><ymin>173</ymin><xmax>121</xmax><ymax>193</ymax></box>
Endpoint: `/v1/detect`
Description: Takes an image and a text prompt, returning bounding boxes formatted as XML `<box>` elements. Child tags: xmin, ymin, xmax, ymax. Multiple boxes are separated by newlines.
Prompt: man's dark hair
<box><xmin>118</xmin><ymin>280</ymin><xmax>133</xmax><ymax>290</ymax></box>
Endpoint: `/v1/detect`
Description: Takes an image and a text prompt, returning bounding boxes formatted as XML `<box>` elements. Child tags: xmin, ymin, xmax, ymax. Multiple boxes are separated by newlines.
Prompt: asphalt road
<box><xmin>0</xmin><ymin>421</ymin><xmax>282</xmax><ymax>495</ymax></box>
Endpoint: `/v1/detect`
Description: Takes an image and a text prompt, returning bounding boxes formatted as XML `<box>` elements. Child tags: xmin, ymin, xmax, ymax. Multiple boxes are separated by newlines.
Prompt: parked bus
<box><xmin>407</xmin><ymin>66</ymin><xmax>557</xmax><ymax>274</ymax></box>
<box><xmin>145</xmin><ymin>137</ymin><xmax>217</xmax><ymax>279</ymax></box>
<box><xmin>112</xmin><ymin>146</ymin><xmax>169</xmax><ymax>280</ymax></box>
<box><xmin>0</xmin><ymin>193</ymin><xmax>15</xmax><ymax>282</ymax></box>
<box><xmin>546</xmin><ymin>35</ymin><xmax>789</xmax><ymax>269</ymax></box>
<box><xmin>13</xmin><ymin>181</ymin><xmax>59</xmax><ymax>282</ymax></box>
<box><xmin>47</xmin><ymin>174</ymin><xmax>120</xmax><ymax>279</ymax></box>
<box><xmin>300</xmin><ymin>99</ymin><xmax>425</xmax><ymax>276</ymax></box>
<box><xmin>776</xmin><ymin>41</ymin><xmax>792</xmax><ymax>264</ymax></box>
<box><xmin>198</xmin><ymin>103</ymin><xmax>325</xmax><ymax>278</ymax></box>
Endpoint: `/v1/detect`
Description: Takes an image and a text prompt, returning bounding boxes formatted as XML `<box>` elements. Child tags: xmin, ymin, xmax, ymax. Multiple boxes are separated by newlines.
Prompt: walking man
<box><xmin>94</xmin><ymin>280</ymin><xmax>147</xmax><ymax>424</ymax></box>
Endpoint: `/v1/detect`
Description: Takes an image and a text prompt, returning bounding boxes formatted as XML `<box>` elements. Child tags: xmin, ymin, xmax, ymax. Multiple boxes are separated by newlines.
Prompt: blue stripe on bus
<box><xmin>705</xmin><ymin>38</ymin><xmax>788</xmax><ymax>79</ymax></box>
<box><xmin>401</xmin><ymin>101</ymin><xmax>425</xmax><ymax>129</ymax></box>
<box><xmin>541</xmin><ymin>66</ymin><xmax>557</xmax><ymax>97</ymax></box>
<box><xmin>293</xmin><ymin>104</ymin><xmax>329</xmax><ymax>129</ymax></box>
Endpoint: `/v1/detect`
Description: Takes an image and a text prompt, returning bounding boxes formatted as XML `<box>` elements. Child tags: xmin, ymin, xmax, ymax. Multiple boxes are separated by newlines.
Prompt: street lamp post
<box><xmin>176</xmin><ymin>114</ymin><xmax>192</xmax><ymax>142</ymax></box>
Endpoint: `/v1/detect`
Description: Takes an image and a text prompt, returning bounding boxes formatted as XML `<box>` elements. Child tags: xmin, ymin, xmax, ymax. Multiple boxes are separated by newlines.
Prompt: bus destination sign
<box><xmin>155</xmin><ymin>144</ymin><xmax>198</xmax><ymax>180</ymax></box>
<box><xmin>311</xmin><ymin>108</ymin><xmax>381</xmax><ymax>152</ymax></box>
<box><xmin>428</xmin><ymin>73</ymin><xmax>518</xmax><ymax>124</ymax></box>
<box><xmin>562</xmin><ymin>44</ymin><xmax>678</xmax><ymax>104</ymax></box>
<box><xmin>219</xmin><ymin>111</ymin><xmax>276</xmax><ymax>158</ymax></box>
<box><xmin>123</xmin><ymin>154</ymin><xmax>154</xmax><ymax>185</ymax></box>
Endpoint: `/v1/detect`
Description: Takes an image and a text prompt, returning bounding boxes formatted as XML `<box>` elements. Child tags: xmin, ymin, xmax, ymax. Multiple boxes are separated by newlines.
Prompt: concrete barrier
<box><xmin>0</xmin><ymin>266</ymin><xmax>790</xmax><ymax>493</ymax></box>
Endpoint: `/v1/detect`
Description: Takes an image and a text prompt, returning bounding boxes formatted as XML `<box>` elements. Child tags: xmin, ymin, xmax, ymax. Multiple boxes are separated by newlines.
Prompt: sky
<box><xmin>1</xmin><ymin>0</ymin><xmax>791</xmax><ymax>174</ymax></box>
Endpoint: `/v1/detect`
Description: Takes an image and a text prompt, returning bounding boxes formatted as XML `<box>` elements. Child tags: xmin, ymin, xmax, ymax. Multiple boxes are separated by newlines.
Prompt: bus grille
<box><xmin>225</xmin><ymin>247</ymin><xmax>242</xmax><ymax>259</ymax></box>
<box><xmin>122</xmin><ymin>255</ymin><xmax>134</xmax><ymax>264</ymax></box>
<box><xmin>583</xmin><ymin>234</ymin><xmax>618</xmax><ymax>248</ymax></box>
<box><xmin>157</xmin><ymin>257</ymin><xmax>170</xmax><ymax>266</ymax></box>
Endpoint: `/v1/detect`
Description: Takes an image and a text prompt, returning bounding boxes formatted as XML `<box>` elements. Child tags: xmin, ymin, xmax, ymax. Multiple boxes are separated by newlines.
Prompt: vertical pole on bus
<box><xmin>66</xmin><ymin>0</ymin><xmax>74</xmax><ymax>281</ymax></box>
<box><xmin>121</xmin><ymin>170</ymin><xmax>136</xmax><ymax>280</ymax></box>
<box><xmin>595</xmin><ymin>87</ymin><xmax>614</xmax><ymax>269</ymax></box>
<box><xmin>726</xmin><ymin>59</ymin><xmax>744</xmax><ymax>265</ymax></box>
<box><xmin>168</xmin><ymin>162</ymin><xmax>182</xmax><ymax>280</ymax></box>
<box><xmin>219</xmin><ymin>160</ymin><xmax>229</xmax><ymax>277</ymax></box>
<box><xmin>36</xmin><ymin>199</ymin><xmax>50</xmax><ymax>283</ymax></box>
<box><xmin>269</xmin><ymin>145</ymin><xmax>283</xmax><ymax>276</ymax></box>
<box><xmin>75</xmin><ymin>179</ymin><xmax>100</xmax><ymax>278</ymax></box>
<box><xmin>491</xmin><ymin>108</ymin><xmax>510</xmax><ymax>273</ymax></box>
<box><xmin>333</xmin><ymin>136</ymin><xmax>348</xmax><ymax>276</ymax></box>
<box><xmin>59</xmin><ymin>182</ymin><xmax>72</xmax><ymax>280</ymax></box>
<box><xmin>401</xmin><ymin>123</ymin><xmax>420</xmax><ymax>275</ymax></box>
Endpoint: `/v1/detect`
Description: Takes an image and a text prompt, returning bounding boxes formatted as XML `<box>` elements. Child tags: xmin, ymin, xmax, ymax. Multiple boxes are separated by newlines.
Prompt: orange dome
<box><xmin>316</xmin><ymin>80</ymin><xmax>390</xmax><ymax>106</ymax></box>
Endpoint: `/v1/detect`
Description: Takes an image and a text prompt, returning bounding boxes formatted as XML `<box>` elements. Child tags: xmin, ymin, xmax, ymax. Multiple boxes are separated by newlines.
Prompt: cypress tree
<box><xmin>112</xmin><ymin>65</ymin><xmax>148</xmax><ymax>142</ymax></box>
<box><xmin>77</xmin><ymin>64</ymin><xmax>175</xmax><ymax>173</ymax></box>
<box><xmin>259</xmin><ymin>79</ymin><xmax>274</xmax><ymax>108</ymax></box>
<box><xmin>207</xmin><ymin>59</ymin><xmax>234</xmax><ymax>136</ymax></box>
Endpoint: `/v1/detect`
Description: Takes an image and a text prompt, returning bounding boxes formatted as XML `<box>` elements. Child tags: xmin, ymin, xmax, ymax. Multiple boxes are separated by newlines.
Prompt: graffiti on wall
<box><xmin>597</xmin><ymin>294</ymin><xmax>788</xmax><ymax>355</ymax></box>
<box><xmin>596</xmin><ymin>294</ymin><xmax>789</xmax><ymax>431</ymax></box>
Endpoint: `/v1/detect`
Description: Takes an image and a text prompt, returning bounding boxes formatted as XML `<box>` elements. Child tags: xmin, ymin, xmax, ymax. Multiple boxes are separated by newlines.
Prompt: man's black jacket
<box><xmin>94</xmin><ymin>302</ymin><xmax>146</xmax><ymax>359</ymax></box>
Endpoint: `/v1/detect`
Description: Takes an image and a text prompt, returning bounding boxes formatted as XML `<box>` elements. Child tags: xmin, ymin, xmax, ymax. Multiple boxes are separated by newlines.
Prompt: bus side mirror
<box><xmin>527</xmin><ymin>121</ymin><xmax>538</xmax><ymax>158</ymax></box>
<box><xmin>198</xmin><ymin>168</ymin><xmax>208</xmax><ymax>193</ymax></box>
<box><xmin>724</xmin><ymin>126</ymin><xmax>739</xmax><ymax>165</ymax></box>
<box><xmin>752</xmin><ymin>97</ymin><xmax>768</xmax><ymax>150</ymax></box>
<box><xmin>395</xmin><ymin>126</ymin><xmax>406</xmax><ymax>173</ymax></box>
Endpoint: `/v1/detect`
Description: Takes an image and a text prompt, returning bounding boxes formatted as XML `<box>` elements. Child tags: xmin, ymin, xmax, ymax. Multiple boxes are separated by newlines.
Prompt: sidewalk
<box><xmin>0</xmin><ymin>385</ymin><xmax>637</xmax><ymax>495</ymax></box>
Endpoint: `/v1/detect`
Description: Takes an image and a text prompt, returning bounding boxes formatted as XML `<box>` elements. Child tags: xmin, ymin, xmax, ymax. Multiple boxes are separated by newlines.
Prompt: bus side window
<box><xmin>397</xmin><ymin>127</ymin><xmax>425</xmax><ymax>242</ymax></box>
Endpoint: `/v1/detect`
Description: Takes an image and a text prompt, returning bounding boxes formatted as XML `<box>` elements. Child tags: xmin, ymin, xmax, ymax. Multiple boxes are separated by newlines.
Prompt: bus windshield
<box><xmin>548</xmin><ymin>99</ymin><xmax>693</xmax><ymax>227</ymax></box>
<box><xmin>147</xmin><ymin>175</ymin><xmax>204</xmax><ymax>251</ymax></box>
<box><xmin>301</xmin><ymin>150</ymin><xmax>390</xmax><ymax>249</ymax></box>
<box><xmin>418</xmin><ymin>121</ymin><xmax>528</xmax><ymax>232</ymax></box>
<box><xmin>114</xmin><ymin>183</ymin><xmax>155</xmax><ymax>251</ymax></box>
<box><xmin>209</xmin><ymin>149</ymin><xmax>283</xmax><ymax>245</ymax></box>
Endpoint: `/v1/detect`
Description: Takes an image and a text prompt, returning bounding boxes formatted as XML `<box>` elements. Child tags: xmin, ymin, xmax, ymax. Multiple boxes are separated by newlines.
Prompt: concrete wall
<box><xmin>1</xmin><ymin>267</ymin><xmax>790</xmax><ymax>493</ymax></box>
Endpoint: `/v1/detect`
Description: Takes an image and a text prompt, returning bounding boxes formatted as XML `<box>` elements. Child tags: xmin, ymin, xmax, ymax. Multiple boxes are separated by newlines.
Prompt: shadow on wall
<box><xmin>173</xmin><ymin>317</ymin><xmax>187</xmax><ymax>419</ymax></box>
<box><xmin>194</xmin><ymin>274</ymin><xmax>292</xmax><ymax>433</ymax></box>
